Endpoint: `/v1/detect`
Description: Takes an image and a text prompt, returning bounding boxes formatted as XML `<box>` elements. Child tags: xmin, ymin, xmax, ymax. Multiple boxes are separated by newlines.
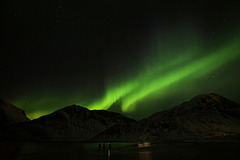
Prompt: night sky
<box><xmin>1</xmin><ymin>1</ymin><xmax>240</xmax><ymax>120</ymax></box>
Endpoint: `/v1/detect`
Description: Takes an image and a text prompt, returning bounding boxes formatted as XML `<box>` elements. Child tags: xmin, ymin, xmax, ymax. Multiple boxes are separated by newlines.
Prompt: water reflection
<box><xmin>139</xmin><ymin>151</ymin><xmax>152</xmax><ymax>160</ymax></box>
<box><xmin>97</xmin><ymin>143</ymin><xmax>111</xmax><ymax>160</ymax></box>
<box><xmin>138</xmin><ymin>142</ymin><xmax>152</xmax><ymax>160</ymax></box>
<box><xmin>107</xmin><ymin>149</ymin><xmax>111</xmax><ymax>160</ymax></box>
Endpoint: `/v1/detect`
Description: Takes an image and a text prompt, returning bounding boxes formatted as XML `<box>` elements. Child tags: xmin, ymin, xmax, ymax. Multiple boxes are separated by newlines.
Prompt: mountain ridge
<box><xmin>1</xmin><ymin>93</ymin><xmax>240</xmax><ymax>141</ymax></box>
<box><xmin>0</xmin><ymin>99</ymin><xmax>30</xmax><ymax>125</ymax></box>
<box><xmin>12</xmin><ymin>104</ymin><xmax>136</xmax><ymax>141</ymax></box>
<box><xmin>92</xmin><ymin>93</ymin><xmax>240</xmax><ymax>141</ymax></box>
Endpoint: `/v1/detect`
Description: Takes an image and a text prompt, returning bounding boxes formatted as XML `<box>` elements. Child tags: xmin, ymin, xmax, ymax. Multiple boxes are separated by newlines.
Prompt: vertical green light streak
<box><xmin>122</xmin><ymin>41</ymin><xmax>240</xmax><ymax>111</ymax></box>
<box><xmin>87</xmin><ymin>52</ymin><xmax>195</xmax><ymax>110</ymax></box>
<box><xmin>88</xmin><ymin>38</ymin><xmax>240</xmax><ymax>112</ymax></box>
<box><xmin>88</xmin><ymin>82</ymin><xmax>139</xmax><ymax>110</ymax></box>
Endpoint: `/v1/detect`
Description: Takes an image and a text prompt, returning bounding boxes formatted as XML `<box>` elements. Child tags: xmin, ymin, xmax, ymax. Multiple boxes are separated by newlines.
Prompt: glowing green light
<box><xmin>122</xmin><ymin>40</ymin><xmax>240</xmax><ymax>111</ymax></box>
<box><xmin>87</xmin><ymin>37</ymin><xmax>240</xmax><ymax>112</ymax></box>
<box><xmin>87</xmin><ymin>52</ymin><xmax>194</xmax><ymax>110</ymax></box>
<box><xmin>10</xmin><ymin>27</ymin><xmax>240</xmax><ymax>119</ymax></box>
<box><xmin>27</xmin><ymin>110</ymin><xmax>51</xmax><ymax>119</ymax></box>
<box><xmin>88</xmin><ymin>81</ymin><xmax>139</xmax><ymax>110</ymax></box>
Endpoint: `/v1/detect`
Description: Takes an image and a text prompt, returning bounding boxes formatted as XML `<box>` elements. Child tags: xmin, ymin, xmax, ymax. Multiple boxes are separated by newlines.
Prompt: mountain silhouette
<box><xmin>0</xmin><ymin>99</ymin><xmax>29</xmax><ymax>125</ymax></box>
<box><xmin>1</xmin><ymin>93</ymin><xmax>240</xmax><ymax>141</ymax></box>
<box><xmin>16</xmin><ymin>105</ymin><xmax>135</xmax><ymax>140</ymax></box>
<box><xmin>93</xmin><ymin>93</ymin><xmax>240</xmax><ymax>141</ymax></box>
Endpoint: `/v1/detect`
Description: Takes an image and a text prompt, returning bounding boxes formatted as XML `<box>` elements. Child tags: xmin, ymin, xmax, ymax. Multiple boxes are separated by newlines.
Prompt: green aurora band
<box><xmin>11</xmin><ymin>32</ymin><xmax>240</xmax><ymax>119</ymax></box>
<box><xmin>87</xmin><ymin>36</ymin><xmax>240</xmax><ymax>112</ymax></box>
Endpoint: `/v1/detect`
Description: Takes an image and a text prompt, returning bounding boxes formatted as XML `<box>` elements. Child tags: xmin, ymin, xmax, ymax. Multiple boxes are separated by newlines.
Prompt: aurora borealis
<box><xmin>88</xmin><ymin>35</ymin><xmax>240</xmax><ymax>112</ymax></box>
<box><xmin>1</xmin><ymin>1</ymin><xmax>240</xmax><ymax>119</ymax></box>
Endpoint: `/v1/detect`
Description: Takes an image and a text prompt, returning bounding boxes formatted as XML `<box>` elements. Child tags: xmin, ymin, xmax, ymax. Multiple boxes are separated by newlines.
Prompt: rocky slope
<box><xmin>0</xmin><ymin>99</ymin><xmax>30</xmax><ymax>139</ymax></box>
<box><xmin>18</xmin><ymin>105</ymin><xmax>136</xmax><ymax>140</ymax></box>
<box><xmin>1</xmin><ymin>93</ymin><xmax>240</xmax><ymax>141</ymax></box>
<box><xmin>0</xmin><ymin>99</ymin><xmax>30</xmax><ymax>125</ymax></box>
<box><xmin>93</xmin><ymin>93</ymin><xmax>240</xmax><ymax>141</ymax></box>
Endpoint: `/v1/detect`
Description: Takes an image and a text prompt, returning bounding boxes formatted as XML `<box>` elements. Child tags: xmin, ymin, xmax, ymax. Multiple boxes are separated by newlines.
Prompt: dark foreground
<box><xmin>1</xmin><ymin>140</ymin><xmax>240</xmax><ymax>160</ymax></box>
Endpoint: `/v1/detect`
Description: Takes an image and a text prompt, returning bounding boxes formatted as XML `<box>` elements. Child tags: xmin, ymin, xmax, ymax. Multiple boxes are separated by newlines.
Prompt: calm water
<box><xmin>1</xmin><ymin>141</ymin><xmax>240</xmax><ymax>160</ymax></box>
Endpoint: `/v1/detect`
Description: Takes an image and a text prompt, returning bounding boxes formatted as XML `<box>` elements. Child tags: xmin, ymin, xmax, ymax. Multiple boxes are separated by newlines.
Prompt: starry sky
<box><xmin>1</xmin><ymin>1</ymin><xmax>240</xmax><ymax>120</ymax></box>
